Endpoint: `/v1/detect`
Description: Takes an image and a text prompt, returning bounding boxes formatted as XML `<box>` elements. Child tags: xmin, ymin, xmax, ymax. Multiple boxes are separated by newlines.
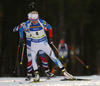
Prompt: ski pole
<box><xmin>74</xmin><ymin>55</ymin><xmax>89</xmax><ymax>68</ymax></box>
<box><xmin>70</xmin><ymin>46</ymin><xmax>89</xmax><ymax>69</ymax></box>
<box><xmin>51</xmin><ymin>43</ymin><xmax>59</xmax><ymax>53</ymax></box>
<box><xmin>50</xmin><ymin>43</ymin><xmax>59</xmax><ymax>73</ymax></box>
<box><xmin>20</xmin><ymin>44</ymin><xmax>25</xmax><ymax>65</ymax></box>
<box><xmin>16</xmin><ymin>40</ymin><xmax>20</xmax><ymax>59</ymax></box>
<box><xmin>13</xmin><ymin>38</ymin><xmax>20</xmax><ymax>74</ymax></box>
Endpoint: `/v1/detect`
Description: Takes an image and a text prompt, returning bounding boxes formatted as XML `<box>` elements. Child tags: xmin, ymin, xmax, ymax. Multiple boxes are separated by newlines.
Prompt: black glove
<box><xmin>49</xmin><ymin>38</ymin><xmax>53</xmax><ymax>44</ymax></box>
<box><xmin>20</xmin><ymin>38</ymin><xmax>25</xmax><ymax>45</ymax></box>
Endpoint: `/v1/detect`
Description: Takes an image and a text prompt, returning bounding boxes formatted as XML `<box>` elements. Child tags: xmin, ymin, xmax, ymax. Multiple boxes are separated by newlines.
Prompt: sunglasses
<box><xmin>30</xmin><ymin>17</ymin><xmax>38</xmax><ymax>21</ymax></box>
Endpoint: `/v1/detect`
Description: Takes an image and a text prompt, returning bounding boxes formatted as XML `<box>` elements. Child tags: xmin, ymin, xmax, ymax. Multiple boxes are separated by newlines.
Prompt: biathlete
<box><xmin>58</xmin><ymin>39</ymin><xmax>69</xmax><ymax>68</ymax></box>
<box><xmin>58</xmin><ymin>39</ymin><xmax>76</xmax><ymax>68</ymax></box>
<box><xmin>13</xmin><ymin>23</ymin><xmax>54</xmax><ymax>81</ymax></box>
<box><xmin>18</xmin><ymin>11</ymin><xmax>74</xmax><ymax>82</ymax></box>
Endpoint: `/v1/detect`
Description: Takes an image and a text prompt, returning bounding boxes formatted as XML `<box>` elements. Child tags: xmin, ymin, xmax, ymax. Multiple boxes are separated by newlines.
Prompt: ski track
<box><xmin>0</xmin><ymin>75</ymin><xmax>100</xmax><ymax>86</ymax></box>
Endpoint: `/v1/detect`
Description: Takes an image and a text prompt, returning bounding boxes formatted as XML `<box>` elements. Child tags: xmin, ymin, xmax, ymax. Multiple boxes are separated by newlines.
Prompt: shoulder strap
<box><xmin>38</xmin><ymin>20</ymin><xmax>44</xmax><ymax>29</ymax></box>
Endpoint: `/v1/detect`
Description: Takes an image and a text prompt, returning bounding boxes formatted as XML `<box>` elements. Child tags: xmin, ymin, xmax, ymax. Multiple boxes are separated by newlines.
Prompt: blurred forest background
<box><xmin>0</xmin><ymin>0</ymin><xmax>100</xmax><ymax>77</ymax></box>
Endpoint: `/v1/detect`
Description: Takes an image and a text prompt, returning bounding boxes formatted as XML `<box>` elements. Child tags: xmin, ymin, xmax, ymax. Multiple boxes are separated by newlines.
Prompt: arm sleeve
<box><xmin>40</xmin><ymin>19</ymin><xmax>53</xmax><ymax>38</ymax></box>
<box><xmin>13</xmin><ymin>25</ymin><xmax>21</xmax><ymax>32</ymax></box>
<box><xmin>19</xmin><ymin>21</ymin><xmax>29</xmax><ymax>39</ymax></box>
<box><xmin>48</xmin><ymin>28</ymin><xmax>53</xmax><ymax>38</ymax></box>
<box><xmin>19</xmin><ymin>27</ymin><xmax>24</xmax><ymax>39</ymax></box>
<box><xmin>58</xmin><ymin>44</ymin><xmax>61</xmax><ymax>50</ymax></box>
<box><xmin>67</xmin><ymin>45</ymin><xmax>76</xmax><ymax>53</ymax></box>
<box><xmin>13</xmin><ymin>22</ymin><xmax>26</xmax><ymax>32</ymax></box>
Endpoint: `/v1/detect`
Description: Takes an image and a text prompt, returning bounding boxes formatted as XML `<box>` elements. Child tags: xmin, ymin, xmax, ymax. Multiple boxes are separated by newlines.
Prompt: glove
<box><xmin>49</xmin><ymin>38</ymin><xmax>53</xmax><ymax>44</ymax></box>
<box><xmin>20</xmin><ymin>38</ymin><xmax>25</xmax><ymax>45</ymax></box>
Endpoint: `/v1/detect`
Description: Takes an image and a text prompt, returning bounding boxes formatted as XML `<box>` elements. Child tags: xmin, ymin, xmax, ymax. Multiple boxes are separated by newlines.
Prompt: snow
<box><xmin>0</xmin><ymin>75</ymin><xmax>100</xmax><ymax>86</ymax></box>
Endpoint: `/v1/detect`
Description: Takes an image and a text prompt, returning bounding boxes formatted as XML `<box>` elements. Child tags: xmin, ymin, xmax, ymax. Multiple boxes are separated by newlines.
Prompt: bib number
<box><xmin>36</xmin><ymin>32</ymin><xmax>39</xmax><ymax>35</ymax></box>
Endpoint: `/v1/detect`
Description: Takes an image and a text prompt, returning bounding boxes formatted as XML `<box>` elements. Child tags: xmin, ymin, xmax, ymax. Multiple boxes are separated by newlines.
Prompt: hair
<box><xmin>29</xmin><ymin>11</ymin><xmax>38</xmax><ymax>14</ymax></box>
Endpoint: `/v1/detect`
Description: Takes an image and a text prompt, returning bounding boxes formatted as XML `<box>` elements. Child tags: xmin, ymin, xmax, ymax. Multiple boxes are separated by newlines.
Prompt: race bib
<box><xmin>58</xmin><ymin>51</ymin><xmax>68</xmax><ymax>57</ymax></box>
<box><xmin>30</xmin><ymin>29</ymin><xmax>46</xmax><ymax>39</ymax></box>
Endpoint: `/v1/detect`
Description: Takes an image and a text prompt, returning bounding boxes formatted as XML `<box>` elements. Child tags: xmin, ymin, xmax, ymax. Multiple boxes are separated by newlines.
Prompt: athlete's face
<box><xmin>30</xmin><ymin>16</ymin><xmax>38</xmax><ymax>25</ymax></box>
<box><xmin>61</xmin><ymin>43</ymin><xmax>64</xmax><ymax>46</ymax></box>
<box><xmin>32</xmin><ymin>20</ymin><xmax>38</xmax><ymax>25</ymax></box>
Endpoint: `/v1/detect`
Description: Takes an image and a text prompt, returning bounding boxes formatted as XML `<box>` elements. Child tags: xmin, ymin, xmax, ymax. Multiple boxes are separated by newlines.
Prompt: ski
<box><xmin>19</xmin><ymin>81</ymin><xmax>44</xmax><ymax>84</ymax></box>
<box><xmin>30</xmin><ymin>81</ymin><xmax>44</xmax><ymax>83</ymax></box>
<box><xmin>60</xmin><ymin>78</ymin><xmax>91</xmax><ymax>81</ymax></box>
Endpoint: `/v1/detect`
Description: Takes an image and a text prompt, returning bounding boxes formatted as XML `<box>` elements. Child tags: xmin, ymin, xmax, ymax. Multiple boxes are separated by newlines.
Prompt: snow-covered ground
<box><xmin>0</xmin><ymin>75</ymin><xmax>100</xmax><ymax>86</ymax></box>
